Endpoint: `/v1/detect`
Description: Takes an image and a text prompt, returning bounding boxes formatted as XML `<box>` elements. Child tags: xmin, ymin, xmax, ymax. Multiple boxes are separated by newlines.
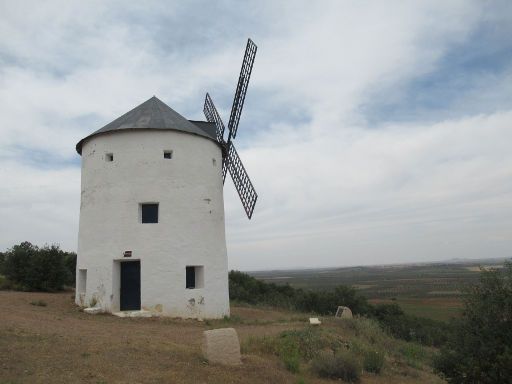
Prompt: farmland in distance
<box><xmin>248</xmin><ymin>259</ymin><xmax>507</xmax><ymax>322</ymax></box>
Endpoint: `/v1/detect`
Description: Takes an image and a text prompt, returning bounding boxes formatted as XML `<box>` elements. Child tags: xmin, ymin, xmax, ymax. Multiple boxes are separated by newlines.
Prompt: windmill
<box><xmin>74</xmin><ymin>39</ymin><xmax>260</xmax><ymax>318</ymax></box>
<box><xmin>203</xmin><ymin>38</ymin><xmax>258</xmax><ymax>219</ymax></box>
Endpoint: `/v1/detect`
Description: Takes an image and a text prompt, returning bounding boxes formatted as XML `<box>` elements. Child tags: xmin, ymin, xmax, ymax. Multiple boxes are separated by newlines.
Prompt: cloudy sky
<box><xmin>1</xmin><ymin>1</ymin><xmax>511</xmax><ymax>270</ymax></box>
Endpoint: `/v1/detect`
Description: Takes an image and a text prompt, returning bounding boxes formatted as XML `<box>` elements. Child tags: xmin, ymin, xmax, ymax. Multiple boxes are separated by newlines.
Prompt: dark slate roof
<box><xmin>76</xmin><ymin>96</ymin><xmax>217</xmax><ymax>154</ymax></box>
<box><xmin>188</xmin><ymin>120</ymin><xmax>217</xmax><ymax>139</ymax></box>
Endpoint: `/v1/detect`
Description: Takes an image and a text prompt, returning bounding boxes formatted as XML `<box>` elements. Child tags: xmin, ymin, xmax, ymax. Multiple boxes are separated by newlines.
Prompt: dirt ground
<box><xmin>0</xmin><ymin>291</ymin><xmax>442</xmax><ymax>383</ymax></box>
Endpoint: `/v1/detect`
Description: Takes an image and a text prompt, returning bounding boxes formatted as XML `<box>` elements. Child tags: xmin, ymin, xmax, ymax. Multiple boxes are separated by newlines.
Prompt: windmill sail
<box><xmin>202</xmin><ymin>38</ymin><xmax>258</xmax><ymax>219</ymax></box>
<box><xmin>203</xmin><ymin>93</ymin><xmax>225</xmax><ymax>143</ymax></box>
<box><xmin>226</xmin><ymin>142</ymin><xmax>258</xmax><ymax>219</ymax></box>
<box><xmin>228</xmin><ymin>39</ymin><xmax>257</xmax><ymax>139</ymax></box>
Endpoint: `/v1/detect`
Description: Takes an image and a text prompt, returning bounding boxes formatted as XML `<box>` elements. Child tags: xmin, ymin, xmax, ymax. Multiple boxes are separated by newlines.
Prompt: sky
<box><xmin>0</xmin><ymin>1</ymin><xmax>511</xmax><ymax>270</ymax></box>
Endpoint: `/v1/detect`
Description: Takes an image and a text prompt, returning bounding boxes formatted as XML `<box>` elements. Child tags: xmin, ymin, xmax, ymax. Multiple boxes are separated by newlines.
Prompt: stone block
<box><xmin>309</xmin><ymin>317</ymin><xmax>321</xmax><ymax>325</ymax></box>
<box><xmin>202</xmin><ymin>328</ymin><xmax>241</xmax><ymax>366</ymax></box>
<box><xmin>335</xmin><ymin>306</ymin><xmax>353</xmax><ymax>319</ymax></box>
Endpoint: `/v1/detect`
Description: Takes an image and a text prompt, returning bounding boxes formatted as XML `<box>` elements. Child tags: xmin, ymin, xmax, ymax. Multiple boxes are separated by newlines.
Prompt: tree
<box><xmin>3</xmin><ymin>242</ymin><xmax>76</xmax><ymax>291</ymax></box>
<box><xmin>0</xmin><ymin>251</ymin><xmax>5</xmax><ymax>274</ymax></box>
<box><xmin>3</xmin><ymin>241</ymin><xmax>36</xmax><ymax>287</ymax></box>
<box><xmin>434</xmin><ymin>262</ymin><xmax>512</xmax><ymax>383</ymax></box>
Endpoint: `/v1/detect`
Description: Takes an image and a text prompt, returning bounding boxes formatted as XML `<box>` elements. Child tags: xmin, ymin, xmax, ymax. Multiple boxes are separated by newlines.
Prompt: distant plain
<box><xmin>248</xmin><ymin>259</ymin><xmax>507</xmax><ymax>322</ymax></box>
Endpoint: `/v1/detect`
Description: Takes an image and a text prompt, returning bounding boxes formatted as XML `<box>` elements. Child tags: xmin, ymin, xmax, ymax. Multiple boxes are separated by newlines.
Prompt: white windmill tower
<box><xmin>75</xmin><ymin>39</ymin><xmax>258</xmax><ymax>318</ymax></box>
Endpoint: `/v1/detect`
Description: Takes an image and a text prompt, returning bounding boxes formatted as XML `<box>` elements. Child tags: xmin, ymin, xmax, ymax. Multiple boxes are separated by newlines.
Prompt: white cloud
<box><xmin>226</xmin><ymin>111</ymin><xmax>512</xmax><ymax>269</ymax></box>
<box><xmin>0</xmin><ymin>1</ymin><xmax>511</xmax><ymax>270</ymax></box>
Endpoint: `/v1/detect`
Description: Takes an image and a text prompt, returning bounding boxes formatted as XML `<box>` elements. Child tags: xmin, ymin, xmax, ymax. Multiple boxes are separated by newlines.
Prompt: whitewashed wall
<box><xmin>75</xmin><ymin>129</ymin><xmax>229</xmax><ymax>318</ymax></box>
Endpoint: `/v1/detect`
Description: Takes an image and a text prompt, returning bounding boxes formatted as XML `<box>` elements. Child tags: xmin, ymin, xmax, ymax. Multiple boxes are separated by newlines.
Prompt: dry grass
<box><xmin>0</xmin><ymin>291</ymin><xmax>444</xmax><ymax>383</ymax></box>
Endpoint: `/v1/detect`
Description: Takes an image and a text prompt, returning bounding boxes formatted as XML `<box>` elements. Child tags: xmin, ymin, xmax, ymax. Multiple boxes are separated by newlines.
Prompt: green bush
<box><xmin>400</xmin><ymin>343</ymin><xmax>427</xmax><ymax>369</ymax></box>
<box><xmin>0</xmin><ymin>251</ymin><xmax>5</xmax><ymax>274</ymax></box>
<box><xmin>2</xmin><ymin>242</ymin><xmax>76</xmax><ymax>291</ymax></box>
<box><xmin>277</xmin><ymin>328</ymin><xmax>332</xmax><ymax>373</ymax></box>
<box><xmin>363</xmin><ymin>349</ymin><xmax>384</xmax><ymax>373</ymax></box>
<box><xmin>280</xmin><ymin>340</ymin><xmax>301</xmax><ymax>373</ymax></box>
<box><xmin>0</xmin><ymin>275</ymin><xmax>12</xmax><ymax>290</ymax></box>
<box><xmin>243</xmin><ymin>327</ymin><xmax>346</xmax><ymax>375</ymax></box>
<box><xmin>345</xmin><ymin>317</ymin><xmax>387</xmax><ymax>346</ymax></box>
<box><xmin>434</xmin><ymin>262</ymin><xmax>512</xmax><ymax>383</ymax></box>
<box><xmin>372</xmin><ymin>303</ymin><xmax>450</xmax><ymax>347</ymax></box>
<box><xmin>311</xmin><ymin>350</ymin><xmax>361</xmax><ymax>382</ymax></box>
<box><xmin>278</xmin><ymin>328</ymin><xmax>334</xmax><ymax>360</ymax></box>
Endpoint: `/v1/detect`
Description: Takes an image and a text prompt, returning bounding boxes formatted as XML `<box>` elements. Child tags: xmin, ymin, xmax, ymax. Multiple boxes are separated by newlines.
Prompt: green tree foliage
<box><xmin>0</xmin><ymin>251</ymin><xmax>5</xmax><ymax>274</ymax></box>
<box><xmin>229</xmin><ymin>270</ymin><xmax>370</xmax><ymax>315</ymax></box>
<box><xmin>372</xmin><ymin>303</ymin><xmax>449</xmax><ymax>347</ymax></box>
<box><xmin>2</xmin><ymin>242</ymin><xmax>76</xmax><ymax>291</ymax></box>
<box><xmin>229</xmin><ymin>270</ymin><xmax>297</xmax><ymax>308</ymax></box>
<box><xmin>434</xmin><ymin>262</ymin><xmax>512</xmax><ymax>383</ymax></box>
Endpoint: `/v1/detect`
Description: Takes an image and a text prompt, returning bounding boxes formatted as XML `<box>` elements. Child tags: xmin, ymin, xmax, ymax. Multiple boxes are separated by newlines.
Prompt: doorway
<box><xmin>120</xmin><ymin>261</ymin><xmax>141</xmax><ymax>311</ymax></box>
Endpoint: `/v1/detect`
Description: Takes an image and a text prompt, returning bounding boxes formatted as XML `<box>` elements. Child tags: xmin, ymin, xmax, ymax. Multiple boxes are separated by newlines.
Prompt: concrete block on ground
<box><xmin>309</xmin><ymin>317</ymin><xmax>321</xmax><ymax>325</ymax></box>
<box><xmin>112</xmin><ymin>310</ymin><xmax>153</xmax><ymax>318</ymax></box>
<box><xmin>202</xmin><ymin>328</ymin><xmax>241</xmax><ymax>366</ymax></box>
<box><xmin>84</xmin><ymin>307</ymin><xmax>103</xmax><ymax>315</ymax></box>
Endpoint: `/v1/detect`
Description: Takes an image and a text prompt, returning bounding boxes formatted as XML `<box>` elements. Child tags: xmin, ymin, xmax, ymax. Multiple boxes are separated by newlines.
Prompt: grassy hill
<box><xmin>0</xmin><ymin>291</ymin><xmax>443</xmax><ymax>383</ymax></box>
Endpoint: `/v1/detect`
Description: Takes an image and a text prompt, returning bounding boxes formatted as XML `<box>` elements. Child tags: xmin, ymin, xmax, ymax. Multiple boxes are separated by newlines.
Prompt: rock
<box><xmin>309</xmin><ymin>317</ymin><xmax>321</xmax><ymax>325</ymax></box>
<box><xmin>202</xmin><ymin>328</ymin><xmax>241</xmax><ymax>366</ymax></box>
<box><xmin>84</xmin><ymin>307</ymin><xmax>103</xmax><ymax>315</ymax></box>
<box><xmin>335</xmin><ymin>306</ymin><xmax>353</xmax><ymax>319</ymax></box>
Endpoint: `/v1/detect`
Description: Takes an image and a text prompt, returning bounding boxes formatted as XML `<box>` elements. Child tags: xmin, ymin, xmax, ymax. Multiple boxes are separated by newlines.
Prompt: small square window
<box><xmin>106</xmin><ymin>153</ymin><xmax>114</xmax><ymax>162</ymax></box>
<box><xmin>186</xmin><ymin>266</ymin><xmax>204</xmax><ymax>289</ymax></box>
<box><xmin>164</xmin><ymin>150</ymin><xmax>173</xmax><ymax>159</ymax></box>
<box><xmin>140</xmin><ymin>203</ymin><xmax>158</xmax><ymax>223</ymax></box>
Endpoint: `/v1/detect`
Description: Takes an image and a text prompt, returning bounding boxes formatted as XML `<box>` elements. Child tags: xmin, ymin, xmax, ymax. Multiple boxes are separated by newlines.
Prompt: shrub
<box><xmin>345</xmin><ymin>317</ymin><xmax>387</xmax><ymax>346</ymax></box>
<box><xmin>400</xmin><ymin>343</ymin><xmax>427</xmax><ymax>369</ymax></box>
<box><xmin>277</xmin><ymin>328</ymin><xmax>332</xmax><ymax>373</ymax></box>
<box><xmin>280</xmin><ymin>341</ymin><xmax>301</xmax><ymax>373</ymax></box>
<box><xmin>2</xmin><ymin>242</ymin><xmax>76</xmax><ymax>291</ymax></box>
<box><xmin>30</xmin><ymin>300</ymin><xmax>47</xmax><ymax>307</ymax></box>
<box><xmin>0</xmin><ymin>251</ymin><xmax>5</xmax><ymax>274</ymax></box>
<box><xmin>372</xmin><ymin>303</ymin><xmax>449</xmax><ymax>347</ymax></box>
<box><xmin>434</xmin><ymin>262</ymin><xmax>512</xmax><ymax>383</ymax></box>
<box><xmin>243</xmin><ymin>328</ymin><xmax>345</xmax><ymax>374</ymax></box>
<box><xmin>279</xmin><ymin>328</ymin><xmax>334</xmax><ymax>360</ymax></box>
<box><xmin>311</xmin><ymin>350</ymin><xmax>361</xmax><ymax>382</ymax></box>
<box><xmin>363</xmin><ymin>349</ymin><xmax>384</xmax><ymax>373</ymax></box>
<box><xmin>0</xmin><ymin>275</ymin><xmax>13</xmax><ymax>290</ymax></box>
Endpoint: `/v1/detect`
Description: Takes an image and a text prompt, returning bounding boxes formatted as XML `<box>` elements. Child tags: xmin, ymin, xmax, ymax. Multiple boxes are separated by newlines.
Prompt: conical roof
<box><xmin>76</xmin><ymin>96</ymin><xmax>216</xmax><ymax>154</ymax></box>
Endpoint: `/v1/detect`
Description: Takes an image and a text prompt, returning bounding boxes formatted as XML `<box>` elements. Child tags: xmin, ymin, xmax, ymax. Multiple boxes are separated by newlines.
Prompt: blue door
<box><xmin>120</xmin><ymin>261</ymin><xmax>141</xmax><ymax>311</ymax></box>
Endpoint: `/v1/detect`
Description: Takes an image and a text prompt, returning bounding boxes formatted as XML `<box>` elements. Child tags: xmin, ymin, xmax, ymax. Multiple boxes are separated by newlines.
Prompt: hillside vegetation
<box><xmin>1</xmin><ymin>242</ymin><xmax>511</xmax><ymax>382</ymax></box>
<box><xmin>230</xmin><ymin>270</ymin><xmax>450</xmax><ymax>347</ymax></box>
<box><xmin>0</xmin><ymin>291</ymin><xmax>442</xmax><ymax>384</ymax></box>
